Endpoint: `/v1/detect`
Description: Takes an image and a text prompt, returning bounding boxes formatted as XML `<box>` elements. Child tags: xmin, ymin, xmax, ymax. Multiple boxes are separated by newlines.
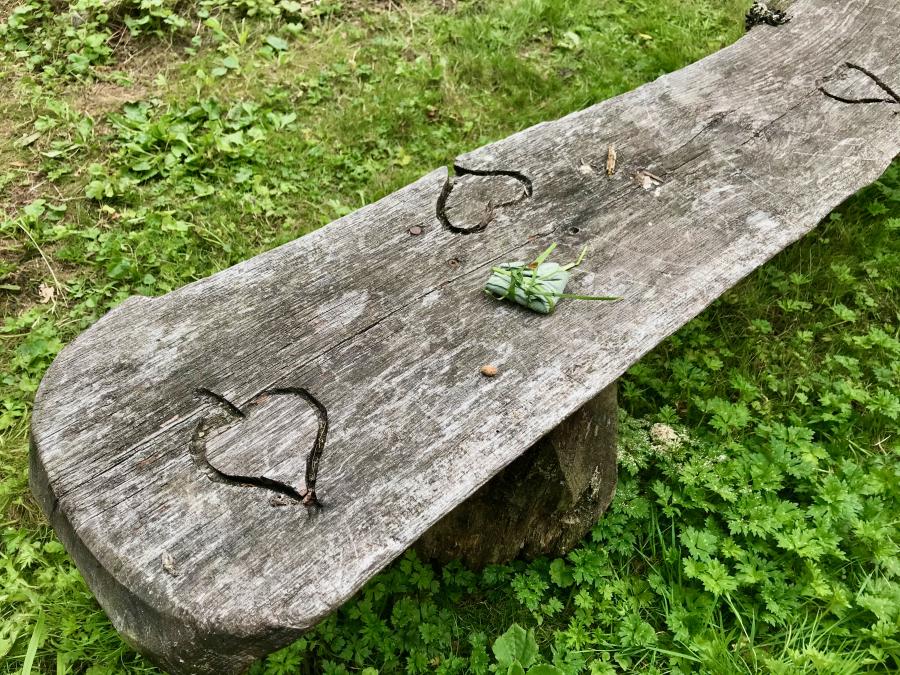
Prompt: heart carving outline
<box><xmin>190</xmin><ymin>387</ymin><xmax>328</xmax><ymax>507</ymax></box>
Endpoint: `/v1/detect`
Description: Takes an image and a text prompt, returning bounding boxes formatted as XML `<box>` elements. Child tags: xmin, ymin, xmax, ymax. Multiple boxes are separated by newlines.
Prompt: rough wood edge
<box><xmin>29</xmin><ymin>434</ymin><xmax>294</xmax><ymax>674</ymax></box>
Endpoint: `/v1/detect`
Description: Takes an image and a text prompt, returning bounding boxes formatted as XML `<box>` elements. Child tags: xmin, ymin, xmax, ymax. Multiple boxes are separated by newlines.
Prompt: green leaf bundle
<box><xmin>484</xmin><ymin>243</ymin><xmax>620</xmax><ymax>314</ymax></box>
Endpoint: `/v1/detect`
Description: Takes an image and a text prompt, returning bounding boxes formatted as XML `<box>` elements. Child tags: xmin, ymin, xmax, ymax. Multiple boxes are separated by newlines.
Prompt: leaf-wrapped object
<box><xmin>485</xmin><ymin>261</ymin><xmax>569</xmax><ymax>314</ymax></box>
<box><xmin>484</xmin><ymin>244</ymin><xmax>619</xmax><ymax>315</ymax></box>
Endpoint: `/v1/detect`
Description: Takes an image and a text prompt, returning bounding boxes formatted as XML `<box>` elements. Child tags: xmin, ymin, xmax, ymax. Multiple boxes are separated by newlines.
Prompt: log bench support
<box><xmin>28</xmin><ymin>1</ymin><xmax>900</xmax><ymax>672</ymax></box>
<box><xmin>416</xmin><ymin>383</ymin><xmax>617</xmax><ymax>567</ymax></box>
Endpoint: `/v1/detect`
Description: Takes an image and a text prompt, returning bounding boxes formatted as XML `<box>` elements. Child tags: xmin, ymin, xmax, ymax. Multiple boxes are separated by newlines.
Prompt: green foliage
<box><xmin>3</xmin><ymin>0</ymin><xmax>900</xmax><ymax>674</ymax></box>
<box><xmin>1</xmin><ymin>0</ymin><xmax>185</xmax><ymax>77</ymax></box>
<box><xmin>0</xmin><ymin>0</ymin><xmax>336</xmax><ymax>82</ymax></box>
<box><xmin>87</xmin><ymin>97</ymin><xmax>299</xmax><ymax>199</ymax></box>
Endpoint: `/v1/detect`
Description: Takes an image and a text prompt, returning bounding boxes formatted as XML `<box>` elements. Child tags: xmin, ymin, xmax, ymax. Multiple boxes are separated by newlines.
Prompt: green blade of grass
<box><xmin>20</xmin><ymin>612</ymin><xmax>44</xmax><ymax>675</ymax></box>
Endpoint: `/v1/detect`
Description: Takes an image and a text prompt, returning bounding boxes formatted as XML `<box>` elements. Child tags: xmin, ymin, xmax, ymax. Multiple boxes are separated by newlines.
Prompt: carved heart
<box><xmin>190</xmin><ymin>388</ymin><xmax>328</xmax><ymax>506</ymax></box>
<box><xmin>438</xmin><ymin>168</ymin><xmax>532</xmax><ymax>234</ymax></box>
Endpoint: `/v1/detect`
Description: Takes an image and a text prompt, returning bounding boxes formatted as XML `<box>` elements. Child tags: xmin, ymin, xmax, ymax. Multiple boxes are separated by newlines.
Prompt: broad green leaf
<box><xmin>266</xmin><ymin>35</ymin><xmax>289</xmax><ymax>51</ymax></box>
<box><xmin>22</xmin><ymin>199</ymin><xmax>46</xmax><ymax>219</ymax></box>
<box><xmin>493</xmin><ymin>624</ymin><xmax>538</xmax><ymax>668</ymax></box>
<box><xmin>16</xmin><ymin>131</ymin><xmax>40</xmax><ymax>147</ymax></box>
<box><xmin>549</xmin><ymin>558</ymin><xmax>574</xmax><ymax>588</ymax></box>
<box><xmin>507</xmin><ymin>661</ymin><xmax>526</xmax><ymax>675</ymax></box>
<box><xmin>528</xmin><ymin>666</ymin><xmax>565</xmax><ymax>675</ymax></box>
<box><xmin>21</xmin><ymin>612</ymin><xmax>44</xmax><ymax>675</ymax></box>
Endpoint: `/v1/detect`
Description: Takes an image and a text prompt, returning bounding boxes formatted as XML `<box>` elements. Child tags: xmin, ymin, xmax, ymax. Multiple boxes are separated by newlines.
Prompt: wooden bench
<box><xmin>29</xmin><ymin>1</ymin><xmax>900</xmax><ymax>672</ymax></box>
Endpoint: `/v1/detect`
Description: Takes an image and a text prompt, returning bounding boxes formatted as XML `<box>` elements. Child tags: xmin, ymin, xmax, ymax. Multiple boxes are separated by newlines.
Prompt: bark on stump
<box><xmin>416</xmin><ymin>383</ymin><xmax>617</xmax><ymax>568</ymax></box>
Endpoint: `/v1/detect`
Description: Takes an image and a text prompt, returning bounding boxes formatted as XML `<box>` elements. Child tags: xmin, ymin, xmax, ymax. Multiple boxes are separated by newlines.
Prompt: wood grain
<box><xmin>30</xmin><ymin>1</ymin><xmax>900</xmax><ymax>672</ymax></box>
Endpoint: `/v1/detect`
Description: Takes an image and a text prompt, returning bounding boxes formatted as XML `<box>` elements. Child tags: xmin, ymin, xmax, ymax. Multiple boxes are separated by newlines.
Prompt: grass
<box><xmin>2</xmin><ymin>0</ymin><xmax>899</xmax><ymax>673</ymax></box>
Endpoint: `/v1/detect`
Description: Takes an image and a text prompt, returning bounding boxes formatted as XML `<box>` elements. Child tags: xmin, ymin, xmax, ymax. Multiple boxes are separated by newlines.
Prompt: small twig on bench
<box><xmin>606</xmin><ymin>145</ymin><xmax>617</xmax><ymax>176</ymax></box>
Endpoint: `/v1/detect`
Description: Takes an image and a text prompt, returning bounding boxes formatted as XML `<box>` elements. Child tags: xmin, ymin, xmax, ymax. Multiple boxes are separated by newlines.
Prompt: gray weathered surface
<box><xmin>30</xmin><ymin>0</ymin><xmax>900</xmax><ymax>672</ymax></box>
<box><xmin>415</xmin><ymin>382</ymin><xmax>617</xmax><ymax>568</ymax></box>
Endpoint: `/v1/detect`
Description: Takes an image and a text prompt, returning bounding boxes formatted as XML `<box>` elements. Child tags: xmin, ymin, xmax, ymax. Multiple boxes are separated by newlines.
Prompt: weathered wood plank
<box><xmin>29</xmin><ymin>1</ymin><xmax>900</xmax><ymax>672</ymax></box>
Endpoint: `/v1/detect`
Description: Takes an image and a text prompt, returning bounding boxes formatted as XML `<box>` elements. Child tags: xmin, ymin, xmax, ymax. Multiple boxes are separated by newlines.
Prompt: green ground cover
<box><xmin>1</xmin><ymin>0</ymin><xmax>898</xmax><ymax>673</ymax></box>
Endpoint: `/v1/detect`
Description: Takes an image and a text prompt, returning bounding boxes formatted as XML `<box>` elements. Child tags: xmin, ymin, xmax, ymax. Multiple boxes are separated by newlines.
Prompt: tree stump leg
<box><xmin>415</xmin><ymin>382</ymin><xmax>618</xmax><ymax>568</ymax></box>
